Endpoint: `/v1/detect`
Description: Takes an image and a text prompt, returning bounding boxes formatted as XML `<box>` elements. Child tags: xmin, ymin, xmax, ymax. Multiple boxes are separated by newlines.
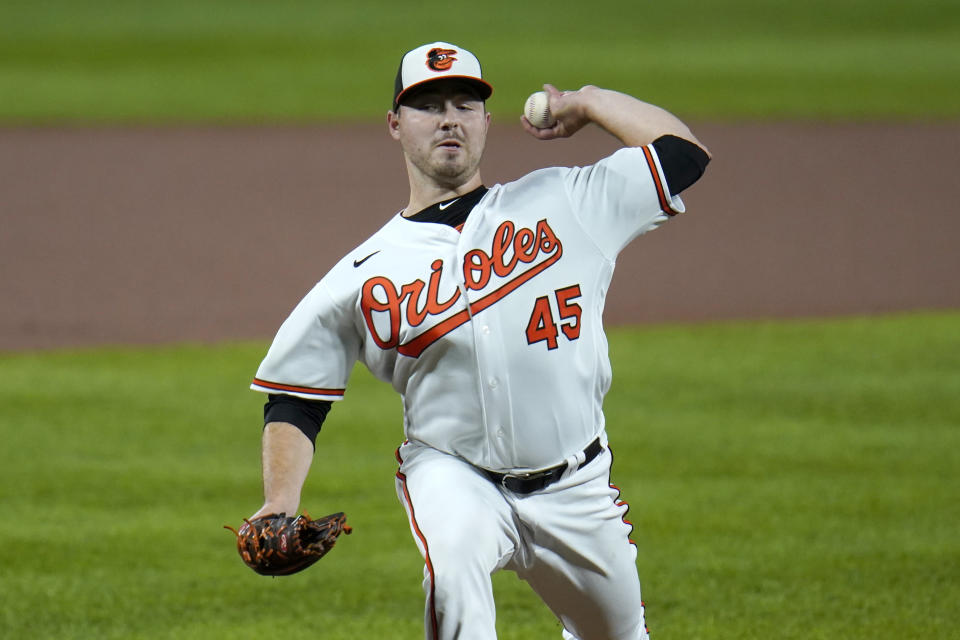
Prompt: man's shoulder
<box><xmin>495</xmin><ymin>147</ymin><xmax>647</xmax><ymax>192</ymax></box>
<box><xmin>489</xmin><ymin>165</ymin><xmax>571</xmax><ymax>201</ymax></box>
<box><xmin>325</xmin><ymin>210</ymin><xmax>453</xmax><ymax>280</ymax></box>
<box><xmin>507</xmin><ymin>164</ymin><xmax>571</xmax><ymax>186</ymax></box>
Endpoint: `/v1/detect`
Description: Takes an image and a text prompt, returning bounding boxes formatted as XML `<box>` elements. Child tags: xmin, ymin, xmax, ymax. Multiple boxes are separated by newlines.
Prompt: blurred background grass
<box><xmin>1</xmin><ymin>0</ymin><xmax>958</xmax><ymax>123</ymax></box>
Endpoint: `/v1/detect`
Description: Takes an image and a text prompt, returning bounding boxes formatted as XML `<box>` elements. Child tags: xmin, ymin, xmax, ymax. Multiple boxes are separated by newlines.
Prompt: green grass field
<box><xmin>1</xmin><ymin>312</ymin><xmax>958</xmax><ymax>638</ymax></box>
<box><xmin>1</xmin><ymin>0</ymin><xmax>958</xmax><ymax>122</ymax></box>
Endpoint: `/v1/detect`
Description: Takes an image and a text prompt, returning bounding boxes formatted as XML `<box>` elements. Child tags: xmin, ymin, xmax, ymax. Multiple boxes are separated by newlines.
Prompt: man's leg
<box><xmin>396</xmin><ymin>442</ymin><xmax>520</xmax><ymax>640</ymax></box>
<box><xmin>511</xmin><ymin>449</ymin><xmax>650</xmax><ymax>640</ymax></box>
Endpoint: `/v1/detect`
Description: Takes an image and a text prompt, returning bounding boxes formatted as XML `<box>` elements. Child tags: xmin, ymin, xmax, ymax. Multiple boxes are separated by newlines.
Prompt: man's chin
<box><xmin>431</xmin><ymin>161</ymin><xmax>470</xmax><ymax>181</ymax></box>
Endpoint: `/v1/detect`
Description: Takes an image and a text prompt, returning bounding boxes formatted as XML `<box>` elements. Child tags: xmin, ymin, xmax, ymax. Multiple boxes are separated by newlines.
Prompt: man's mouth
<box><xmin>437</xmin><ymin>139</ymin><xmax>463</xmax><ymax>150</ymax></box>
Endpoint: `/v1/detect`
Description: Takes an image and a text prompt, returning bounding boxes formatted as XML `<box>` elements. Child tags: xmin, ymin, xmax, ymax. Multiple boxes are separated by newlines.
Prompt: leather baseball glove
<box><xmin>225</xmin><ymin>511</ymin><xmax>352</xmax><ymax>576</ymax></box>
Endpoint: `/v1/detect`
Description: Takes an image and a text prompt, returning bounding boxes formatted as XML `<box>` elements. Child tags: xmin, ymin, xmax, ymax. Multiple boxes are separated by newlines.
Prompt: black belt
<box><xmin>481</xmin><ymin>438</ymin><xmax>604</xmax><ymax>495</ymax></box>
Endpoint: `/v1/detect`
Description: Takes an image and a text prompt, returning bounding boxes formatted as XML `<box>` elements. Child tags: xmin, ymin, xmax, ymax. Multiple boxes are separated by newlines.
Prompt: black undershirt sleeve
<box><xmin>263</xmin><ymin>394</ymin><xmax>332</xmax><ymax>449</ymax></box>
<box><xmin>652</xmin><ymin>135</ymin><xmax>711</xmax><ymax>195</ymax></box>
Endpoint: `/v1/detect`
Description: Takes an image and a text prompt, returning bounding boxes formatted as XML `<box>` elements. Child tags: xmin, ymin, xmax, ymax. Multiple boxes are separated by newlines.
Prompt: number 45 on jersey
<box><xmin>525</xmin><ymin>284</ymin><xmax>582</xmax><ymax>350</ymax></box>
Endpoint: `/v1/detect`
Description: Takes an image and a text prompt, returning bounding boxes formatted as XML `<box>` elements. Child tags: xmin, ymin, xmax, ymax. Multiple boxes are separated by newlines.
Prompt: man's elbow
<box><xmin>652</xmin><ymin>135</ymin><xmax>712</xmax><ymax>196</ymax></box>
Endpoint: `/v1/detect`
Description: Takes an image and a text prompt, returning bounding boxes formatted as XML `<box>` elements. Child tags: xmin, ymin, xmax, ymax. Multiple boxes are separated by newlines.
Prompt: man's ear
<box><xmin>387</xmin><ymin>109</ymin><xmax>401</xmax><ymax>140</ymax></box>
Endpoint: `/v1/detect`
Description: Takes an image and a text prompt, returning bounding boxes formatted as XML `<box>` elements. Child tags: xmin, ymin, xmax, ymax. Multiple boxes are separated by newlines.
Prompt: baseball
<box><xmin>524</xmin><ymin>91</ymin><xmax>556</xmax><ymax>129</ymax></box>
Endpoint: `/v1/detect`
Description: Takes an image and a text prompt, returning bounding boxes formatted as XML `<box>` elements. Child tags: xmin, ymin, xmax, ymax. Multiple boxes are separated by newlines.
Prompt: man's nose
<box><xmin>440</xmin><ymin>103</ymin><xmax>461</xmax><ymax>127</ymax></box>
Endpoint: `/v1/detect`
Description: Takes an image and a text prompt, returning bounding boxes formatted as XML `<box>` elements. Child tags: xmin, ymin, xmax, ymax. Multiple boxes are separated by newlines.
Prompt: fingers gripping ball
<box><xmin>524</xmin><ymin>91</ymin><xmax>556</xmax><ymax>129</ymax></box>
<box><xmin>225</xmin><ymin>511</ymin><xmax>352</xmax><ymax>576</ymax></box>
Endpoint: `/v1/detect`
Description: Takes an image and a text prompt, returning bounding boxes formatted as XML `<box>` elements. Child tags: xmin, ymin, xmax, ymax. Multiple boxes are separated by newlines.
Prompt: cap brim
<box><xmin>394</xmin><ymin>76</ymin><xmax>493</xmax><ymax>109</ymax></box>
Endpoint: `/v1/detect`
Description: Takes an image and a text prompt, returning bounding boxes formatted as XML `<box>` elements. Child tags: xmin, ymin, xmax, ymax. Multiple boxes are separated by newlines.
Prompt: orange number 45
<box><xmin>525</xmin><ymin>284</ymin><xmax>582</xmax><ymax>350</ymax></box>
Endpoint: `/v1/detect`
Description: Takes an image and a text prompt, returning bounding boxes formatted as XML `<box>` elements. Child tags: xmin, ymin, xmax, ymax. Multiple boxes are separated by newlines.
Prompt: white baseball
<box><xmin>524</xmin><ymin>91</ymin><xmax>556</xmax><ymax>129</ymax></box>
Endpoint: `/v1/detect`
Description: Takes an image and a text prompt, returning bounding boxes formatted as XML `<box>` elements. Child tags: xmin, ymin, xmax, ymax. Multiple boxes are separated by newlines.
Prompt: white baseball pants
<box><xmin>395</xmin><ymin>439</ymin><xmax>649</xmax><ymax>640</ymax></box>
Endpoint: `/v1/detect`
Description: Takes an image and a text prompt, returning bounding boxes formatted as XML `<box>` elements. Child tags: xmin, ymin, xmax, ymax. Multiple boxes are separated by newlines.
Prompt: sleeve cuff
<box><xmin>251</xmin><ymin>377</ymin><xmax>346</xmax><ymax>401</ymax></box>
<box><xmin>641</xmin><ymin>145</ymin><xmax>685</xmax><ymax>216</ymax></box>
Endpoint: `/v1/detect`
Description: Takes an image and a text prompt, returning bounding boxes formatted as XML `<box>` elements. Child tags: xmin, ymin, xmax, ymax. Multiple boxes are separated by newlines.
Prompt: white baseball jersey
<box><xmin>252</xmin><ymin>144</ymin><xmax>684</xmax><ymax>472</ymax></box>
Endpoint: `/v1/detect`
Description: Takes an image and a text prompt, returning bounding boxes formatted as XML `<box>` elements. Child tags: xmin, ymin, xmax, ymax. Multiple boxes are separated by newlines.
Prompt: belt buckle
<box><xmin>500</xmin><ymin>471</ymin><xmax>534</xmax><ymax>492</ymax></box>
<box><xmin>501</xmin><ymin>467</ymin><xmax>558</xmax><ymax>494</ymax></box>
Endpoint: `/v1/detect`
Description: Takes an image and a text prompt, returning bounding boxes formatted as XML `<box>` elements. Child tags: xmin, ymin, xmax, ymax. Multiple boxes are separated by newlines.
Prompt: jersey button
<box><xmin>489</xmin><ymin>377</ymin><xmax>499</xmax><ymax>388</ymax></box>
<box><xmin>481</xmin><ymin>325</ymin><xmax>491</xmax><ymax>335</ymax></box>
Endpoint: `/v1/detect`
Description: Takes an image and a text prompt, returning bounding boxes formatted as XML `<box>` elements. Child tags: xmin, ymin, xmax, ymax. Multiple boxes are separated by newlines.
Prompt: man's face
<box><xmin>388</xmin><ymin>82</ymin><xmax>491</xmax><ymax>189</ymax></box>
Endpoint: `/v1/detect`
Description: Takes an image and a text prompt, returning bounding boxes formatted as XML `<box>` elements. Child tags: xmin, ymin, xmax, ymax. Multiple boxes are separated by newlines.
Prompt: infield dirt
<box><xmin>1</xmin><ymin>122</ymin><xmax>958</xmax><ymax>350</ymax></box>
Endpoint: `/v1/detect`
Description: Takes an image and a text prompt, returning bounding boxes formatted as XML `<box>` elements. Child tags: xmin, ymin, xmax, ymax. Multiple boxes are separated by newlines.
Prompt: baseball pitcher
<box><xmin>242</xmin><ymin>41</ymin><xmax>711</xmax><ymax>639</ymax></box>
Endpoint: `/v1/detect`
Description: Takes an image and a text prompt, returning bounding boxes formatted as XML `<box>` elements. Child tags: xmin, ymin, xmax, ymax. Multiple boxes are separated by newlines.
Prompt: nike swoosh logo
<box><xmin>353</xmin><ymin>250</ymin><xmax>380</xmax><ymax>268</ymax></box>
<box><xmin>438</xmin><ymin>198</ymin><xmax>460</xmax><ymax>211</ymax></box>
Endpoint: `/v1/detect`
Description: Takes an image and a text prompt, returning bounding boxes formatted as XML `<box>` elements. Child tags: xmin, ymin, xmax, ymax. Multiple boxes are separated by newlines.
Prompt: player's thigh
<box><xmin>395</xmin><ymin>442</ymin><xmax>518</xmax><ymax>569</ymax></box>
<box><xmin>518</xmin><ymin>451</ymin><xmax>647</xmax><ymax>640</ymax></box>
<box><xmin>527</xmin><ymin>561</ymin><xmax>647</xmax><ymax>640</ymax></box>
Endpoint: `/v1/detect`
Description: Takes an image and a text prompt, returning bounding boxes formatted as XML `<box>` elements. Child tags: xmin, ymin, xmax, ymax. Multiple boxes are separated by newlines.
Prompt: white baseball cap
<box><xmin>393</xmin><ymin>42</ymin><xmax>493</xmax><ymax>110</ymax></box>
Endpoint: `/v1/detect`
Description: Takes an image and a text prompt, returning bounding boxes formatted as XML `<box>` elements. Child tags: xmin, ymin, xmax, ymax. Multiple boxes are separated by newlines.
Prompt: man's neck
<box><xmin>403</xmin><ymin>173</ymin><xmax>484</xmax><ymax>218</ymax></box>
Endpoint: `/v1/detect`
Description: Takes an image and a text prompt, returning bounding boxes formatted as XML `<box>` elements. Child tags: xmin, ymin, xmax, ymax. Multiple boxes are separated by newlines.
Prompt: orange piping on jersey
<box><xmin>642</xmin><ymin>145</ymin><xmax>682</xmax><ymax>217</ymax></box>
<box><xmin>607</xmin><ymin>445</ymin><xmax>637</xmax><ymax>547</ymax></box>
<box><xmin>251</xmin><ymin>378</ymin><xmax>345</xmax><ymax>397</ymax></box>
<box><xmin>397</xmin><ymin>470</ymin><xmax>440</xmax><ymax>638</ymax></box>
<box><xmin>397</xmin><ymin>241</ymin><xmax>563</xmax><ymax>357</ymax></box>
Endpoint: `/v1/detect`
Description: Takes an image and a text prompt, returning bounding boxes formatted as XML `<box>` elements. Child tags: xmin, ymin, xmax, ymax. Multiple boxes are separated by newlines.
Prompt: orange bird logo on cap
<box><xmin>426</xmin><ymin>48</ymin><xmax>457</xmax><ymax>71</ymax></box>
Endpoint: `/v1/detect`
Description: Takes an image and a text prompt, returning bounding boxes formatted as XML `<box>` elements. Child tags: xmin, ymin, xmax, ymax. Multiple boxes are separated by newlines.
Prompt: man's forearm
<box><xmin>524</xmin><ymin>84</ymin><xmax>710</xmax><ymax>156</ymax></box>
<box><xmin>581</xmin><ymin>87</ymin><xmax>709</xmax><ymax>152</ymax></box>
<box><xmin>251</xmin><ymin>421</ymin><xmax>314</xmax><ymax>518</ymax></box>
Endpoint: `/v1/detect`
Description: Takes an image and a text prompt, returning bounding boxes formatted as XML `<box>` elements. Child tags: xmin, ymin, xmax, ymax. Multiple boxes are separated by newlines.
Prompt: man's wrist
<box><xmin>252</xmin><ymin>500</ymin><xmax>298</xmax><ymax>519</ymax></box>
<box><xmin>572</xmin><ymin>85</ymin><xmax>603</xmax><ymax>123</ymax></box>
